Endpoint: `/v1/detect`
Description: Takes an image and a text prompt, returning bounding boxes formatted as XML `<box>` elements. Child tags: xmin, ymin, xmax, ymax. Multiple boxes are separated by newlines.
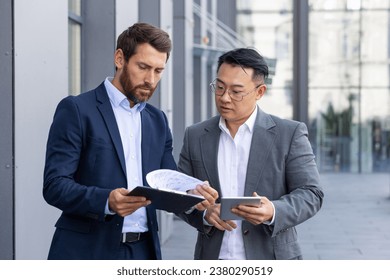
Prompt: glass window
<box><xmin>362</xmin><ymin>0</ymin><xmax>390</xmax><ymax>9</ymax></box>
<box><xmin>309</xmin><ymin>0</ymin><xmax>360</xmax><ymax>10</ymax></box>
<box><xmin>236</xmin><ymin>1</ymin><xmax>390</xmax><ymax>173</ymax></box>
<box><xmin>236</xmin><ymin>0</ymin><xmax>293</xmax><ymax>119</ymax></box>
<box><xmin>309</xmin><ymin>1</ymin><xmax>390</xmax><ymax>173</ymax></box>
<box><xmin>309</xmin><ymin>11</ymin><xmax>360</xmax><ymax>89</ymax></box>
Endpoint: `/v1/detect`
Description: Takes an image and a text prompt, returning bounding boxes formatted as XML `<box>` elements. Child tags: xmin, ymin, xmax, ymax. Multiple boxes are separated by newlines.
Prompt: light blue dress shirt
<box><xmin>104</xmin><ymin>77</ymin><xmax>148</xmax><ymax>233</ymax></box>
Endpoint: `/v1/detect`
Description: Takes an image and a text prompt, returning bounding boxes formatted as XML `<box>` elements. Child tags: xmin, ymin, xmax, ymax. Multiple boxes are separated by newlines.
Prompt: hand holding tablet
<box><xmin>220</xmin><ymin>196</ymin><xmax>261</xmax><ymax>220</ymax></box>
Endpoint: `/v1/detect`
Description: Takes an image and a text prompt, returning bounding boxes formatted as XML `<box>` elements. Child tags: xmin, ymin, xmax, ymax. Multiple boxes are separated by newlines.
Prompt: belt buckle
<box><xmin>133</xmin><ymin>232</ymin><xmax>141</xmax><ymax>242</ymax></box>
<box><xmin>122</xmin><ymin>232</ymin><xmax>142</xmax><ymax>243</ymax></box>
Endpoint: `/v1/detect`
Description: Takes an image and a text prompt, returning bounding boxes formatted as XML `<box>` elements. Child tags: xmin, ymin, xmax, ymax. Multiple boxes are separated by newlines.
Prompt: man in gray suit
<box><xmin>178</xmin><ymin>48</ymin><xmax>324</xmax><ymax>260</ymax></box>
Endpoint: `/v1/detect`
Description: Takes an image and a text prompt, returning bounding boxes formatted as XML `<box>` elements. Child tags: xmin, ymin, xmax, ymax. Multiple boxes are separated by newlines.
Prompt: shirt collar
<box><xmin>219</xmin><ymin>105</ymin><xmax>258</xmax><ymax>134</ymax></box>
<box><xmin>104</xmin><ymin>77</ymin><xmax>146</xmax><ymax>112</ymax></box>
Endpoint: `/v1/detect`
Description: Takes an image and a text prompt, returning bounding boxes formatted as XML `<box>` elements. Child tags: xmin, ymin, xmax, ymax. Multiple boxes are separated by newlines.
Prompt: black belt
<box><xmin>121</xmin><ymin>231</ymin><xmax>150</xmax><ymax>243</ymax></box>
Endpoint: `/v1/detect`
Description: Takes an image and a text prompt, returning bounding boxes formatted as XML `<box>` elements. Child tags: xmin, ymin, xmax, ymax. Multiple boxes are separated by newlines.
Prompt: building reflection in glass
<box><xmin>237</xmin><ymin>0</ymin><xmax>390</xmax><ymax>173</ymax></box>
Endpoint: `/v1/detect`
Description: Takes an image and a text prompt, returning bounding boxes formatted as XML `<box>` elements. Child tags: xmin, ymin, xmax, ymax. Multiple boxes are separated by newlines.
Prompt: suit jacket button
<box><xmin>243</xmin><ymin>229</ymin><xmax>249</xmax><ymax>235</ymax></box>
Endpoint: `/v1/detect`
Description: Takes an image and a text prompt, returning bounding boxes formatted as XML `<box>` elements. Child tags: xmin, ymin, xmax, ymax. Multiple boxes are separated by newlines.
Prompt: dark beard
<box><xmin>120</xmin><ymin>64</ymin><xmax>154</xmax><ymax>105</ymax></box>
<box><xmin>120</xmin><ymin>67</ymin><xmax>140</xmax><ymax>104</ymax></box>
<box><xmin>124</xmin><ymin>90</ymin><xmax>141</xmax><ymax>104</ymax></box>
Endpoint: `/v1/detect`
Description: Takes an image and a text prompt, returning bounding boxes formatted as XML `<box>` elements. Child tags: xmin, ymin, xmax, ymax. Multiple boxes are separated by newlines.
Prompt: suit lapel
<box><xmin>140</xmin><ymin>108</ymin><xmax>151</xmax><ymax>174</ymax></box>
<box><xmin>200</xmin><ymin>118</ymin><xmax>223</xmax><ymax>198</ymax></box>
<box><xmin>244</xmin><ymin>108</ymin><xmax>277</xmax><ymax>196</ymax></box>
<box><xmin>95</xmin><ymin>84</ymin><xmax>127</xmax><ymax>176</ymax></box>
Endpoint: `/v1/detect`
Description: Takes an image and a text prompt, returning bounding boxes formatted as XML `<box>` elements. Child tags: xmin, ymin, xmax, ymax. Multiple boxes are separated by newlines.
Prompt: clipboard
<box><xmin>220</xmin><ymin>197</ymin><xmax>261</xmax><ymax>220</ymax></box>
<box><xmin>128</xmin><ymin>186</ymin><xmax>204</xmax><ymax>213</ymax></box>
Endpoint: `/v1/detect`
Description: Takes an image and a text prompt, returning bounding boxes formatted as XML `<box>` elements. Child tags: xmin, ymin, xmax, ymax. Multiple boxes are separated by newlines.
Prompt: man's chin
<box><xmin>137</xmin><ymin>95</ymin><xmax>151</xmax><ymax>103</ymax></box>
<box><xmin>137</xmin><ymin>91</ymin><xmax>153</xmax><ymax>102</ymax></box>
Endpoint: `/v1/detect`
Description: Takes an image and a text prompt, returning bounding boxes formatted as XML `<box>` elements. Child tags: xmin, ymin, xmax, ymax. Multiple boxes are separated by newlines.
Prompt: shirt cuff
<box><xmin>202</xmin><ymin>209</ymin><xmax>213</xmax><ymax>226</ymax></box>
<box><xmin>262</xmin><ymin>201</ymin><xmax>275</xmax><ymax>225</ymax></box>
<box><xmin>105</xmin><ymin>199</ymin><xmax>115</xmax><ymax>215</ymax></box>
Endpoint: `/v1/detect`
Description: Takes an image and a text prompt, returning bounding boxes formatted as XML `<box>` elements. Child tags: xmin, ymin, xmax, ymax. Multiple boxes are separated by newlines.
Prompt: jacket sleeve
<box><xmin>176</xmin><ymin>127</ymin><xmax>210</xmax><ymax>232</ymax></box>
<box><xmin>271</xmin><ymin>122</ymin><xmax>324</xmax><ymax>237</ymax></box>
<box><xmin>43</xmin><ymin>97</ymin><xmax>111</xmax><ymax>222</ymax></box>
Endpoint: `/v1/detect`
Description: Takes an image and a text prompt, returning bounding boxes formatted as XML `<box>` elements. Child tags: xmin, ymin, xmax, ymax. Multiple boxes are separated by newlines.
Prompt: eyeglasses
<box><xmin>209</xmin><ymin>79</ymin><xmax>262</xmax><ymax>101</ymax></box>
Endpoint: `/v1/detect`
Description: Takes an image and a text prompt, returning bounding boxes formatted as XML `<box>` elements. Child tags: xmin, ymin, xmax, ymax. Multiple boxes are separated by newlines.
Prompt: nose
<box><xmin>144</xmin><ymin>71</ymin><xmax>155</xmax><ymax>86</ymax></box>
<box><xmin>219</xmin><ymin>88</ymin><xmax>232</xmax><ymax>102</ymax></box>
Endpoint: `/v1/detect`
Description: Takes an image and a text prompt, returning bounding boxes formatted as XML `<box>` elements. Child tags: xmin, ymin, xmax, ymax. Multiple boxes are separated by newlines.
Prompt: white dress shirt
<box><xmin>104</xmin><ymin>77</ymin><xmax>148</xmax><ymax>233</ymax></box>
<box><xmin>217</xmin><ymin>106</ymin><xmax>258</xmax><ymax>260</ymax></box>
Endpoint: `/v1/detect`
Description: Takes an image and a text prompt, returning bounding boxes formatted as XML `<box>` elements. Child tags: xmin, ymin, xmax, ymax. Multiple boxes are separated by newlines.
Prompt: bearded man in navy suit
<box><xmin>43</xmin><ymin>22</ymin><xmax>216</xmax><ymax>260</ymax></box>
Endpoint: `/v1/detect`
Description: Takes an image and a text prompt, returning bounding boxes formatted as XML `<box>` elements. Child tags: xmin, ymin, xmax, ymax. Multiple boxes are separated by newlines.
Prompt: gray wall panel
<box><xmin>139</xmin><ymin>0</ymin><xmax>162</xmax><ymax>109</ymax></box>
<box><xmin>293</xmin><ymin>0</ymin><xmax>309</xmax><ymax>124</ymax></box>
<box><xmin>0</xmin><ymin>0</ymin><xmax>14</xmax><ymax>260</ymax></box>
<box><xmin>82</xmin><ymin>0</ymin><xmax>116</xmax><ymax>92</ymax></box>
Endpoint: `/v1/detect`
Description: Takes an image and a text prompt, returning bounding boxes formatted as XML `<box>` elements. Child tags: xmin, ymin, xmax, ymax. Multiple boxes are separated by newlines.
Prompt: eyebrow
<box><xmin>138</xmin><ymin>62</ymin><xmax>165</xmax><ymax>71</ymax></box>
<box><xmin>215</xmin><ymin>78</ymin><xmax>245</xmax><ymax>88</ymax></box>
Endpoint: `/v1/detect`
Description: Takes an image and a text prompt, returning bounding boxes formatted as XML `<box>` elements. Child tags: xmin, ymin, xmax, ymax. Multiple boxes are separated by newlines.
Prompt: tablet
<box><xmin>220</xmin><ymin>197</ymin><xmax>261</xmax><ymax>220</ymax></box>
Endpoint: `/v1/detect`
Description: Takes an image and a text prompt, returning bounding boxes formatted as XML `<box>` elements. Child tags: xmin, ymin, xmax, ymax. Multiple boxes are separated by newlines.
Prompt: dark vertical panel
<box><xmin>82</xmin><ymin>0</ymin><xmax>116</xmax><ymax>92</ymax></box>
<box><xmin>293</xmin><ymin>0</ymin><xmax>309</xmax><ymax>124</ymax></box>
<box><xmin>139</xmin><ymin>0</ymin><xmax>160</xmax><ymax>27</ymax></box>
<box><xmin>193</xmin><ymin>56</ymin><xmax>201</xmax><ymax>123</ymax></box>
<box><xmin>217</xmin><ymin>0</ymin><xmax>237</xmax><ymax>32</ymax></box>
<box><xmin>0</xmin><ymin>0</ymin><xmax>15</xmax><ymax>260</ymax></box>
<box><xmin>139</xmin><ymin>0</ymin><xmax>161</xmax><ymax>109</ymax></box>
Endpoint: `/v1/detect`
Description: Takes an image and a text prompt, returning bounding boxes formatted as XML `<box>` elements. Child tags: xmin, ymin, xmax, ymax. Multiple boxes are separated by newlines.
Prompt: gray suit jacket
<box><xmin>178</xmin><ymin>107</ymin><xmax>324</xmax><ymax>260</ymax></box>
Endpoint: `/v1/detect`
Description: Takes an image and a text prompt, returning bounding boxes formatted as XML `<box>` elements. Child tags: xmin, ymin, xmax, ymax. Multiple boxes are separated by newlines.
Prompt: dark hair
<box><xmin>217</xmin><ymin>48</ymin><xmax>269</xmax><ymax>82</ymax></box>
<box><xmin>116</xmin><ymin>22</ymin><xmax>172</xmax><ymax>62</ymax></box>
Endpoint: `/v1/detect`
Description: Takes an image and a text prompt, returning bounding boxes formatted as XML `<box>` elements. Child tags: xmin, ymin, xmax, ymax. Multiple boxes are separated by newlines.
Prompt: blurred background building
<box><xmin>1</xmin><ymin>0</ymin><xmax>389</xmax><ymax>259</ymax></box>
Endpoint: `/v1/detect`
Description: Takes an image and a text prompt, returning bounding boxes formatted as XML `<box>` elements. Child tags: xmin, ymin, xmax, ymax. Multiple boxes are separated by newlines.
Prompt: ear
<box><xmin>255</xmin><ymin>84</ymin><xmax>267</xmax><ymax>100</ymax></box>
<box><xmin>114</xmin><ymin>49</ymin><xmax>125</xmax><ymax>70</ymax></box>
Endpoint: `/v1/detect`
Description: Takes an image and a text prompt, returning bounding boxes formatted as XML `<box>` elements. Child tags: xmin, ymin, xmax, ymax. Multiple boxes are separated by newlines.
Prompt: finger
<box><xmin>202</xmin><ymin>181</ymin><xmax>218</xmax><ymax>198</ymax></box>
<box><xmin>192</xmin><ymin>188</ymin><xmax>214</xmax><ymax>208</ymax></box>
<box><xmin>210</xmin><ymin>221</ymin><xmax>226</xmax><ymax>231</ymax></box>
<box><xmin>116</xmin><ymin>200</ymin><xmax>151</xmax><ymax>217</ymax></box>
<box><xmin>237</xmin><ymin>204</ymin><xmax>260</xmax><ymax>212</ymax></box>
<box><xmin>194</xmin><ymin>184</ymin><xmax>211</xmax><ymax>196</ymax></box>
<box><xmin>231</xmin><ymin>207</ymin><xmax>257</xmax><ymax>219</ymax></box>
<box><xmin>118</xmin><ymin>188</ymin><xmax>130</xmax><ymax>195</ymax></box>
<box><xmin>231</xmin><ymin>207</ymin><xmax>265</xmax><ymax>225</ymax></box>
<box><xmin>209</xmin><ymin>217</ymin><xmax>236</xmax><ymax>231</ymax></box>
<box><xmin>206</xmin><ymin>206</ymin><xmax>237</xmax><ymax>231</ymax></box>
<box><xmin>195</xmin><ymin>200</ymin><xmax>210</xmax><ymax>211</ymax></box>
<box><xmin>203</xmin><ymin>182</ymin><xmax>219</xmax><ymax>199</ymax></box>
<box><xmin>116</xmin><ymin>199</ymin><xmax>150</xmax><ymax>211</ymax></box>
<box><xmin>197</xmin><ymin>183</ymin><xmax>218</xmax><ymax>199</ymax></box>
<box><xmin>225</xmin><ymin>220</ymin><xmax>237</xmax><ymax>229</ymax></box>
<box><xmin>125</xmin><ymin>195</ymin><xmax>148</xmax><ymax>203</ymax></box>
<box><xmin>217</xmin><ymin>219</ymin><xmax>237</xmax><ymax>231</ymax></box>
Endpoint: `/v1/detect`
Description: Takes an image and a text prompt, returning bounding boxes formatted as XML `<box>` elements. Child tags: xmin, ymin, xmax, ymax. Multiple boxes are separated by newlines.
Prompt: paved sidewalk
<box><xmin>161</xmin><ymin>173</ymin><xmax>390</xmax><ymax>260</ymax></box>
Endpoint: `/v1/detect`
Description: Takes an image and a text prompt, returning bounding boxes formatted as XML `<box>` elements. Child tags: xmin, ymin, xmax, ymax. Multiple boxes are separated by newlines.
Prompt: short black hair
<box><xmin>217</xmin><ymin>48</ymin><xmax>269</xmax><ymax>82</ymax></box>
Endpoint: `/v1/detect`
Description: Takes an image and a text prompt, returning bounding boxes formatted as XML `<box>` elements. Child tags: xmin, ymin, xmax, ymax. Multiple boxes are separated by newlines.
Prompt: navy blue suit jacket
<box><xmin>43</xmin><ymin>82</ymin><xmax>176</xmax><ymax>259</ymax></box>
